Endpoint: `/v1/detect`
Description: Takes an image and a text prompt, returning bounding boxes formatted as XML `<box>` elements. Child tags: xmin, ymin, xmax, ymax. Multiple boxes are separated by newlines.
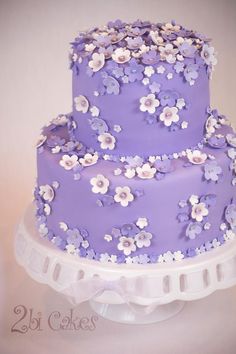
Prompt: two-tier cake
<box><xmin>34</xmin><ymin>19</ymin><xmax>236</xmax><ymax>265</ymax></box>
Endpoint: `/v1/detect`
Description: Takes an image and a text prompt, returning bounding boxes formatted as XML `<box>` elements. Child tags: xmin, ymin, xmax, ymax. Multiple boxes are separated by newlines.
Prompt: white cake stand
<box><xmin>14</xmin><ymin>205</ymin><xmax>236</xmax><ymax>324</ymax></box>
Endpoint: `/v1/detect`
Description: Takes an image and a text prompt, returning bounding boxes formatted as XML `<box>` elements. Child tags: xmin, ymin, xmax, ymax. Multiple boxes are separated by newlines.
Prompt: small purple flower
<box><xmin>179</xmin><ymin>42</ymin><xmax>196</xmax><ymax>58</ymax></box>
<box><xmin>125</xmin><ymin>156</ymin><xmax>144</xmax><ymax>168</ymax></box>
<box><xmin>186</xmin><ymin>222</ymin><xmax>202</xmax><ymax>239</ymax></box>
<box><xmin>154</xmin><ymin>159</ymin><xmax>173</xmax><ymax>173</ymax></box>
<box><xmin>204</xmin><ymin>161</ymin><xmax>222</xmax><ymax>182</ymax></box>
<box><xmin>107</xmin><ymin>19</ymin><xmax>126</xmax><ymax>29</ymax></box>
<box><xmin>225</xmin><ymin>204</ymin><xmax>236</xmax><ymax>229</ymax></box>
<box><xmin>112</xmin><ymin>65</ymin><xmax>124</xmax><ymax>79</ymax></box>
<box><xmin>149</xmin><ymin>81</ymin><xmax>161</xmax><ymax>94</ymax></box>
<box><xmin>200</xmin><ymin>194</ymin><xmax>217</xmax><ymax>207</ymax></box>
<box><xmin>93</xmin><ymin>35</ymin><xmax>111</xmax><ymax>47</ymax></box>
<box><xmin>158</xmin><ymin>90</ymin><xmax>178</xmax><ymax>107</ymax></box>
<box><xmin>138</xmin><ymin>254</ymin><xmax>150</xmax><ymax>264</ymax></box>
<box><xmin>142</xmin><ymin>50</ymin><xmax>159</xmax><ymax>65</ymax></box>
<box><xmin>144</xmin><ymin>114</ymin><xmax>157</xmax><ymax>125</ymax></box>
<box><xmin>124</xmin><ymin>58</ymin><xmax>144</xmax><ymax>82</ymax></box>
<box><xmin>111</xmin><ymin>227</ymin><xmax>121</xmax><ymax>238</ymax></box>
<box><xmin>46</xmin><ymin>135</ymin><xmax>65</xmax><ymax>148</ymax></box>
<box><xmin>80</xmin><ymin>228</ymin><xmax>89</xmax><ymax>238</ymax></box>
<box><xmin>101</xmin><ymin>194</ymin><xmax>115</xmax><ymax>206</ymax></box>
<box><xmin>174</xmin><ymin>61</ymin><xmax>185</xmax><ymax>73</ymax></box>
<box><xmin>54</xmin><ymin>236</ymin><xmax>64</xmax><ymax>247</ymax></box>
<box><xmin>61</xmin><ymin>141</ymin><xmax>78</xmax><ymax>153</ymax></box>
<box><xmin>177</xmin><ymin>213</ymin><xmax>189</xmax><ymax>223</ymax></box>
<box><xmin>126</xmin><ymin>36</ymin><xmax>144</xmax><ymax>50</ymax></box>
<box><xmin>207</xmin><ymin>135</ymin><xmax>226</xmax><ymax>149</ymax></box>
<box><xmin>89</xmin><ymin>117</ymin><xmax>108</xmax><ymax>134</ymax></box>
<box><xmin>67</xmin><ymin>228</ymin><xmax>83</xmax><ymax>247</ymax></box>
<box><xmin>121</xmin><ymin>223</ymin><xmax>139</xmax><ymax>236</ymax></box>
<box><xmin>98</xmin><ymin>45</ymin><xmax>114</xmax><ymax>59</ymax></box>
<box><xmin>186</xmin><ymin>248</ymin><xmax>196</xmax><ymax>258</ymax></box>
<box><xmin>86</xmin><ymin>248</ymin><xmax>96</xmax><ymax>260</ymax></box>
<box><xmin>134</xmin><ymin>189</ymin><xmax>144</xmax><ymax>197</ymax></box>
<box><xmin>184</xmin><ymin>64</ymin><xmax>199</xmax><ymax>82</ymax></box>
<box><xmin>103</xmin><ymin>75</ymin><xmax>120</xmax><ymax>95</ymax></box>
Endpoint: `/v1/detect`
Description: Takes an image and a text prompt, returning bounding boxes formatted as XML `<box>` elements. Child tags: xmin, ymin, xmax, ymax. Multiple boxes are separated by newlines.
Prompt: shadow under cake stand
<box><xmin>15</xmin><ymin>205</ymin><xmax>236</xmax><ymax>324</ymax></box>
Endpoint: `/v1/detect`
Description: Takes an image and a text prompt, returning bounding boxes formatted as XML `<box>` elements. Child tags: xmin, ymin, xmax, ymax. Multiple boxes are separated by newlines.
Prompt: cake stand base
<box><xmin>89</xmin><ymin>300</ymin><xmax>185</xmax><ymax>324</ymax></box>
<box><xmin>15</xmin><ymin>205</ymin><xmax>236</xmax><ymax>325</ymax></box>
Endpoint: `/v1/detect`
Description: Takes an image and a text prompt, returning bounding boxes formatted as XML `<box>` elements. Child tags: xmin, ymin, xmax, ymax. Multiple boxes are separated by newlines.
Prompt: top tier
<box><xmin>70</xmin><ymin>20</ymin><xmax>217</xmax><ymax>157</ymax></box>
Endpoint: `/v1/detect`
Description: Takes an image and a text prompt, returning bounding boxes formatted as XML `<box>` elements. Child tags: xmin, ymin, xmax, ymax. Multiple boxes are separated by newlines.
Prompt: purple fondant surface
<box><xmin>72</xmin><ymin>59</ymin><xmax>209</xmax><ymax>156</ymax></box>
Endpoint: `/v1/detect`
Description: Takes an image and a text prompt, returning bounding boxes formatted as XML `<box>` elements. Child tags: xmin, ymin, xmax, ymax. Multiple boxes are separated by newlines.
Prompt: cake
<box><xmin>34</xmin><ymin>19</ymin><xmax>236</xmax><ymax>265</ymax></box>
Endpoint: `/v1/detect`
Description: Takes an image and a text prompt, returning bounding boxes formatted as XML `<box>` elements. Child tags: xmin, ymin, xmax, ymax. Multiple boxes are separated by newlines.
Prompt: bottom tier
<box><xmin>34</xmin><ymin>113</ymin><xmax>236</xmax><ymax>264</ymax></box>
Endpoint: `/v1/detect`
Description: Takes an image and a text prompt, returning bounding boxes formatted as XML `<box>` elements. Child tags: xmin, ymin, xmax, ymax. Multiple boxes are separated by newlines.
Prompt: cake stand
<box><xmin>14</xmin><ymin>205</ymin><xmax>236</xmax><ymax>324</ymax></box>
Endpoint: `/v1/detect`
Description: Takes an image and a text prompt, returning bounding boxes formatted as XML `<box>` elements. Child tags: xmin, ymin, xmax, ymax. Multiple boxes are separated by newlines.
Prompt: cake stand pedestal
<box><xmin>15</xmin><ymin>205</ymin><xmax>236</xmax><ymax>324</ymax></box>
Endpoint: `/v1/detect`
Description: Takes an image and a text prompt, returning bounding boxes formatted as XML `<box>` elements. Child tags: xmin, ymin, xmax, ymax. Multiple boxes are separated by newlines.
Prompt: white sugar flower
<box><xmin>142</xmin><ymin>77</ymin><xmax>150</xmax><ymax>85</ymax></box>
<box><xmin>104</xmin><ymin>234</ymin><xmax>112</xmax><ymax>242</ymax></box>
<box><xmin>158</xmin><ymin>251</ymin><xmax>174</xmax><ymax>263</ymax></box>
<box><xmin>176</xmin><ymin>98</ymin><xmax>186</xmax><ymax>109</ymax></box>
<box><xmin>189</xmin><ymin>195</ymin><xmax>199</xmax><ymax>205</ymax></box>
<box><xmin>157</xmin><ymin>65</ymin><xmax>166</xmax><ymax>74</ymax></box>
<box><xmin>51</xmin><ymin>115</ymin><xmax>68</xmax><ymax>126</ymax></box>
<box><xmin>39</xmin><ymin>223</ymin><xmax>48</xmax><ymax>237</ymax></box>
<box><xmin>90</xmin><ymin>174</ymin><xmax>109</xmax><ymax>194</ymax></box>
<box><xmin>36</xmin><ymin>135</ymin><xmax>47</xmax><ymax>148</ymax></box>
<box><xmin>59</xmin><ymin>154</ymin><xmax>78</xmax><ymax>170</ymax></box>
<box><xmin>99</xmin><ymin>253</ymin><xmax>111</xmax><ymax>263</ymax></box>
<box><xmin>150</xmin><ymin>31</ymin><xmax>164</xmax><ymax>46</ymax></box>
<box><xmin>114</xmin><ymin>186</ymin><xmax>134</xmax><ymax>207</ymax></box>
<box><xmin>139</xmin><ymin>94</ymin><xmax>160</xmax><ymax>114</ymax></box>
<box><xmin>79</xmin><ymin>153</ymin><xmax>98</xmax><ymax>166</ymax></box>
<box><xmin>90</xmin><ymin>106</ymin><xmax>100</xmax><ymax>117</ymax></box>
<box><xmin>224</xmin><ymin>230</ymin><xmax>235</xmax><ymax>241</ymax></box>
<box><xmin>227</xmin><ymin>148</ymin><xmax>236</xmax><ymax>160</ymax></box>
<box><xmin>159</xmin><ymin>107</ymin><xmax>179</xmax><ymax>127</ymax></box>
<box><xmin>44</xmin><ymin>204</ymin><xmax>51</xmax><ymax>216</ymax></box>
<box><xmin>113</xmin><ymin>124</ymin><xmax>122</xmax><ymax>133</ymax></box>
<box><xmin>173</xmin><ymin>251</ymin><xmax>184</xmax><ymax>261</ymax></box>
<box><xmin>39</xmin><ymin>184</ymin><xmax>55</xmax><ymax>202</ymax></box>
<box><xmin>117</xmin><ymin>236</ymin><xmax>136</xmax><ymax>255</ymax></box>
<box><xmin>136</xmin><ymin>163</ymin><xmax>156</xmax><ymax>179</ymax></box>
<box><xmin>85</xmin><ymin>43</ymin><xmax>96</xmax><ymax>52</ymax></box>
<box><xmin>144</xmin><ymin>66</ymin><xmax>155</xmax><ymax>77</ymax></box>
<box><xmin>205</xmin><ymin>115</ymin><xmax>217</xmax><ymax>134</ymax></box>
<box><xmin>201</xmin><ymin>44</ymin><xmax>217</xmax><ymax>66</ymax></box>
<box><xmin>124</xmin><ymin>168</ymin><xmax>136</xmax><ymax>179</ymax></box>
<box><xmin>98</xmin><ymin>133</ymin><xmax>116</xmax><ymax>150</ymax></box>
<box><xmin>112</xmin><ymin>48</ymin><xmax>131</xmax><ymax>63</ymax></box>
<box><xmin>114</xmin><ymin>168</ymin><xmax>122</xmax><ymax>176</ymax></box>
<box><xmin>191</xmin><ymin>202</ymin><xmax>209</xmax><ymax>222</ymax></box>
<box><xmin>88</xmin><ymin>52</ymin><xmax>105</xmax><ymax>72</ymax></box>
<box><xmin>135</xmin><ymin>231</ymin><xmax>152</xmax><ymax>248</ymax></box>
<box><xmin>136</xmin><ymin>217</ymin><xmax>148</xmax><ymax>229</ymax></box>
<box><xmin>187</xmin><ymin>150</ymin><xmax>207</xmax><ymax>165</ymax></box>
<box><xmin>74</xmin><ymin>95</ymin><xmax>89</xmax><ymax>113</ymax></box>
<box><xmin>159</xmin><ymin>43</ymin><xmax>178</xmax><ymax>64</ymax></box>
<box><xmin>167</xmin><ymin>73</ymin><xmax>173</xmax><ymax>80</ymax></box>
<box><xmin>59</xmin><ymin>222</ymin><xmax>68</xmax><ymax>231</ymax></box>
<box><xmin>226</xmin><ymin>134</ymin><xmax>236</xmax><ymax>148</ymax></box>
<box><xmin>66</xmin><ymin>244</ymin><xmax>77</xmax><ymax>255</ymax></box>
<box><xmin>181</xmin><ymin>121</ymin><xmax>188</xmax><ymax>129</ymax></box>
<box><xmin>81</xmin><ymin>240</ymin><xmax>89</xmax><ymax>249</ymax></box>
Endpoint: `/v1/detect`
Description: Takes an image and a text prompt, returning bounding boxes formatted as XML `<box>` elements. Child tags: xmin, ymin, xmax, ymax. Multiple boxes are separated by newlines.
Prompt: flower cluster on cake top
<box><xmin>70</xmin><ymin>19</ymin><xmax>217</xmax><ymax>86</ymax></box>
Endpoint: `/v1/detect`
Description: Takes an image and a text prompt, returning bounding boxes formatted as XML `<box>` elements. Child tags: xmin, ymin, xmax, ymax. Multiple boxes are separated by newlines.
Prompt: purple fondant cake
<box><xmin>35</xmin><ymin>20</ymin><xmax>236</xmax><ymax>264</ymax></box>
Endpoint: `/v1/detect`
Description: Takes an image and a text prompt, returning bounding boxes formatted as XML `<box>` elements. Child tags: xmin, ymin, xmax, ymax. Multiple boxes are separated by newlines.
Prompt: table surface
<box><xmin>0</xmin><ymin>205</ymin><xmax>236</xmax><ymax>354</ymax></box>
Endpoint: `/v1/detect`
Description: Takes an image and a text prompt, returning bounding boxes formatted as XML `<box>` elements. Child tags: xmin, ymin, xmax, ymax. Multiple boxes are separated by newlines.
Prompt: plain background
<box><xmin>0</xmin><ymin>0</ymin><xmax>236</xmax><ymax>353</ymax></box>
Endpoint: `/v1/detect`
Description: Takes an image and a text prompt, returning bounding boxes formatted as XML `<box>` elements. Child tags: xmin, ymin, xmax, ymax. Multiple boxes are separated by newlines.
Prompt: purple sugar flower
<box><xmin>46</xmin><ymin>135</ymin><xmax>65</xmax><ymax>148</ymax></box>
<box><xmin>142</xmin><ymin>50</ymin><xmax>160</xmax><ymax>65</ymax></box>
<box><xmin>107</xmin><ymin>19</ymin><xmax>126</xmax><ymax>29</ymax></box>
<box><xmin>207</xmin><ymin>135</ymin><xmax>226</xmax><ymax>149</ymax></box>
<box><xmin>124</xmin><ymin>58</ymin><xmax>144</xmax><ymax>82</ymax></box>
<box><xmin>186</xmin><ymin>222</ymin><xmax>202</xmax><ymax>239</ymax></box>
<box><xmin>111</xmin><ymin>227</ymin><xmax>121</xmax><ymax>238</ymax></box>
<box><xmin>67</xmin><ymin>228</ymin><xmax>83</xmax><ymax>247</ymax></box>
<box><xmin>184</xmin><ymin>64</ymin><xmax>199</xmax><ymax>82</ymax></box>
<box><xmin>177</xmin><ymin>213</ymin><xmax>189</xmax><ymax>223</ymax></box>
<box><xmin>125</xmin><ymin>155</ymin><xmax>144</xmax><ymax>168</ymax></box>
<box><xmin>200</xmin><ymin>194</ymin><xmax>217</xmax><ymax>207</ymax></box>
<box><xmin>179</xmin><ymin>42</ymin><xmax>196</xmax><ymax>58</ymax></box>
<box><xmin>98</xmin><ymin>45</ymin><xmax>114</xmax><ymax>59</ymax></box>
<box><xmin>61</xmin><ymin>141</ymin><xmax>78</xmax><ymax>153</ymax></box>
<box><xmin>138</xmin><ymin>254</ymin><xmax>150</xmax><ymax>264</ymax></box>
<box><xmin>158</xmin><ymin>90</ymin><xmax>179</xmax><ymax>107</ymax></box>
<box><xmin>121</xmin><ymin>223</ymin><xmax>139</xmax><ymax>236</ymax></box>
<box><xmin>155</xmin><ymin>172</ymin><xmax>165</xmax><ymax>180</ymax></box>
<box><xmin>101</xmin><ymin>194</ymin><xmax>115</xmax><ymax>206</ymax></box>
<box><xmin>86</xmin><ymin>249</ymin><xmax>96</xmax><ymax>260</ymax></box>
<box><xmin>154</xmin><ymin>159</ymin><xmax>174</xmax><ymax>173</ymax></box>
<box><xmin>93</xmin><ymin>35</ymin><xmax>111</xmax><ymax>47</ymax></box>
<box><xmin>149</xmin><ymin>81</ymin><xmax>161</xmax><ymax>94</ymax></box>
<box><xmin>186</xmin><ymin>248</ymin><xmax>196</xmax><ymax>258</ymax></box>
<box><xmin>103</xmin><ymin>75</ymin><xmax>120</xmax><ymax>95</ymax></box>
<box><xmin>89</xmin><ymin>117</ymin><xmax>108</xmax><ymax>134</ymax></box>
<box><xmin>174</xmin><ymin>61</ymin><xmax>185</xmax><ymax>73</ymax></box>
<box><xmin>126</xmin><ymin>36</ymin><xmax>144</xmax><ymax>50</ymax></box>
<box><xmin>112</xmin><ymin>65</ymin><xmax>124</xmax><ymax>79</ymax></box>
<box><xmin>204</xmin><ymin>161</ymin><xmax>222</xmax><ymax>182</ymax></box>
<box><xmin>225</xmin><ymin>204</ymin><xmax>236</xmax><ymax>229</ymax></box>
